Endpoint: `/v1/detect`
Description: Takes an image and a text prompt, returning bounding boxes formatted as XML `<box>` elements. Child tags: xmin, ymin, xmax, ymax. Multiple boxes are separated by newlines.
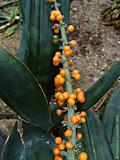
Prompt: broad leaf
<box><xmin>102</xmin><ymin>86</ymin><xmax>120</xmax><ymax>159</ymax></box>
<box><xmin>18</xmin><ymin>0</ymin><xmax>70</xmax><ymax>101</ymax></box>
<box><xmin>78</xmin><ymin>110</ymin><xmax>114</xmax><ymax>160</ymax></box>
<box><xmin>0</xmin><ymin>46</ymin><xmax>51</xmax><ymax>130</ymax></box>
<box><xmin>78</xmin><ymin>61</ymin><xmax>120</xmax><ymax>111</ymax></box>
<box><xmin>1</xmin><ymin>122</ymin><xmax>55</xmax><ymax>160</ymax></box>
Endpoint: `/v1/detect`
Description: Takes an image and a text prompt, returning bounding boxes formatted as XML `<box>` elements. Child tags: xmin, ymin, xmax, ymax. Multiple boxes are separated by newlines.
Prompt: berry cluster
<box><xmin>48</xmin><ymin>0</ymin><xmax>88</xmax><ymax>160</ymax></box>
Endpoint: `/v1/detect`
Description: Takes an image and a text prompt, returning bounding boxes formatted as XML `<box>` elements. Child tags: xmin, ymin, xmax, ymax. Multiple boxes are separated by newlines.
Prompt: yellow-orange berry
<box><xmin>80</xmin><ymin>117</ymin><xmax>86</xmax><ymax>123</ymax></box>
<box><xmin>68</xmin><ymin>25</ymin><xmax>75</xmax><ymax>33</ymax></box>
<box><xmin>79</xmin><ymin>152</ymin><xmax>88</xmax><ymax>160</ymax></box>
<box><xmin>62</xmin><ymin>92</ymin><xmax>69</xmax><ymax>100</ymax></box>
<box><xmin>60</xmin><ymin>69</ymin><xmax>67</xmax><ymax>77</ymax></box>
<box><xmin>76</xmin><ymin>132</ymin><xmax>83</xmax><ymax>140</ymax></box>
<box><xmin>71</xmin><ymin>116</ymin><xmax>78</xmax><ymax>124</ymax></box>
<box><xmin>67</xmin><ymin>98</ymin><xmax>75</xmax><ymax>106</ymax></box>
<box><xmin>72</xmin><ymin>69</ymin><xmax>80</xmax><ymax>75</ymax></box>
<box><xmin>77</xmin><ymin>93</ymin><xmax>85</xmax><ymax>103</ymax></box>
<box><xmin>56</xmin><ymin>14</ymin><xmax>63</xmax><ymax>22</ymax></box>
<box><xmin>63</xmin><ymin>45</ymin><xmax>71</xmax><ymax>51</ymax></box>
<box><xmin>80</xmin><ymin>111</ymin><xmax>86</xmax><ymax>117</ymax></box>
<box><xmin>55</xmin><ymin>51</ymin><xmax>61</xmax><ymax>57</ymax></box>
<box><xmin>56</xmin><ymin>86</ymin><xmax>63</xmax><ymax>91</ymax></box>
<box><xmin>69</xmin><ymin>94</ymin><xmax>76</xmax><ymax>99</ymax></box>
<box><xmin>59</xmin><ymin>77</ymin><xmax>65</xmax><ymax>85</ymax></box>
<box><xmin>74</xmin><ymin>74</ymin><xmax>81</xmax><ymax>81</ymax></box>
<box><xmin>66</xmin><ymin>142</ymin><xmax>74</xmax><ymax>150</ymax></box>
<box><xmin>57</xmin><ymin>100</ymin><xmax>64</xmax><ymax>106</ymax></box>
<box><xmin>50</xmin><ymin>14</ymin><xmax>56</xmax><ymax>21</ymax></box>
<box><xmin>54</xmin><ymin>29</ymin><xmax>59</xmax><ymax>34</ymax></box>
<box><xmin>67</xmin><ymin>59</ymin><xmax>74</xmax><ymax>66</ymax></box>
<box><xmin>76</xmin><ymin>114</ymin><xmax>81</xmax><ymax>121</ymax></box>
<box><xmin>58</xmin><ymin>143</ymin><xmax>65</xmax><ymax>151</ymax></box>
<box><xmin>55</xmin><ymin>92</ymin><xmax>61</xmax><ymax>99</ymax></box>
<box><xmin>50</xmin><ymin>10</ymin><xmax>56</xmax><ymax>15</ymax></box>
<box><xmin>74</xmin><ymin>88</ymin><xmax>82</xmax><ymax>94</ymax></box>
<box><xmin>54</xmin><ymin>10</ymin><xmax>61</xmax><ymax>17</ymax></box>
<box><xmin>70</xmin><ymin>40</ymin><xmax>78</xmax><ymax>46</ymax></box>
<box><xmin>53</xmin><ymin>148</ymin><xmax>60</xmax><ymax>156</ymax></box>
<box><xmin>55</xmin><ymin>137</ymin><xmax>62</xmax><ymax>145</ymax></box>
<box><xmin>56</xmin><ymin>109</ymin><xmax>63</xmax><ymax>116</ymax></box>
<box><xmin>64</xmin><ymin>129</ymin><xmax>72</xmax><ymax>137</ymax></box>
<box><xmin>58</xmin><ymin>93</ymin><xmax>64</xmax><ymax>101</ymax></box>
<box><xmin>48</xmin><ymin>0</ymin><xmax>54</xmax><ymax>2</ymax></box>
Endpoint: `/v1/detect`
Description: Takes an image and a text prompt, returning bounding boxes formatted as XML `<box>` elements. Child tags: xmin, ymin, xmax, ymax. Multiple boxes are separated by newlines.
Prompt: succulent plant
<box><xmin>0</xmin><ymin>0</ymin><xmax>120</xmax><ymax>160</ymax></box>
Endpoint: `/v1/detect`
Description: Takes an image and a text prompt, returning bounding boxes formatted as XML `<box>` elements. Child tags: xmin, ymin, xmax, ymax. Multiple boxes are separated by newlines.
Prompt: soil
<box><xmin>0</xmin><ymin>0</ymin><xmax>120</xmax><ymax>156</ymax></box>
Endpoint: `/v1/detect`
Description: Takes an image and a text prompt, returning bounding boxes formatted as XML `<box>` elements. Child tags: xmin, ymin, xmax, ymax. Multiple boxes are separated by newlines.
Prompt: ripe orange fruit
<box><xmin>67</xmin><ymin>59</ymin><xmax>74</xmax><ymax>66</ymax></box>
<box><xmin>57</xmin><ymin>157</ymin><xmax>63</xmax><ymax>160</ymax></box>
<box><xmin>58</xmin><ymin>143</ymin><xmax>65</xmax><ymax>151</ymax></box>
<box><xmin>55</xmin><ymin>137</ymin><xmax>62</xmax><ymax>145</ymax></box>
<box><xmin>68</xmin><ymin>25</ymin><xmax>75</xmax><ymax>33</ymax></box>
<box><xmin>71</xmin><ymin>116</ymin><xmax>78</xmax><ymax>124</ymax></box>
<box><xmin>55</xmin><ymin>92</ymin><xmax>61</xmax><ymax>99</ymax></box>
<box><xmin>67</xmin><ymin>98</ymin><xmax>75</xmax><ymax>106</ymax></box>
<box><xmin>53</xmin><ymin>56</ymin><xmax>59</xmax><ymax>63</ymax></box>
<box><xmin>74</xmin><ymin>88</ymin><xmax>82</xmax><ymax>94</ymax></box>
<box><xmin>56</xmin><ymin>14</ymin><xmax>63</xmax><ymax>22</ymax></box>
<box><xmin>66</xmin><ymin>142</ymin><xmax>74</xmax><ymax>150</ymax></box>
<box><xmin>58</xmin><ymin>93</ymin><xmax>64</xmax><ymax>101</ymax></box>
<box><xmin>57</xmin><ymin>100</ymin><xmax>64</xmax><ymax>106</ymax></box>
<box><xmin>50</xmin><ymin>10</ymin><xmax>56</xmax><ymax>15</ymax></box>
<box><xmin>62</xmin><ymin>92</ymin><xmax>69</xmax><ymax>100</ymax></box>
<box><xmin>59</xmin><ymin>77</ymin><xmax>65</xmax><ymax>85</ymax></box>
<box><xmin>74</xmin><ymin>74</ymin><xmax>81</xmax><ymax>81</ymax></box>
<box><xmin>70</xmin><ymin>40</ymin><xmax>78</xmax><ymax>46</ymax></box>
<box><xmin>76</xmin><ymin>114</ymin><xmax>81</xmax><ymax>121</ymax></box>
<box><xmin>54</xmin><ymin>10</ymin><xmax>61</xmax><ymax>17</ymax></box>
<box><xmin>79</xmin><ymin>152</ymin><xmax>88</xmax><ymax>160</ymax></box>
<box><xmin>63</xmin><ymin>45</ymin><xmax>71</xmax><ymax>51</ymax></box>
<box><xmin>50</xmin><ymin>14</ymin><xmax>56</xmax><ymax>21</ymax></box>
<box><xmin>48</xmin><ymin>0</ymin><xmax>54</xmax><ymax>2</ymax></box>
<box><xmin>80</xmin><ymin>117</ymin><xmax>86</xmax><ymax>123</ymax></box>
<box><xmin>54</xmin><ymin>156</ymin><xmax>60</xmax><ymax>160</ymax></box>
<box><xmin>76</xmin><ymin>132</ymin><xmax>83</xmax><ymax>140</ymax></box>
<box><xmin>53</xmin><ymin>147</ymin><xmax>60</xmax><ymax>156</ymax></box>
<box><xmin>54</xmin><ymin>29</ymin><xmax>59</xmax><ymax>34</ymax></box>
<box><xmin>64</xmin><ymin>129</ymin><xmax>72</xmax><ymax>137</ymax></box>
<box><xmin>64</xmin><ymin>49</ymin><xmax>73</xmax><ymax>57</ymax></box>
<box><xmin>80</xmin><ymin>111</ymin><xmax>86</xmax><ymax>117</ymax></box>
<box><xmin>69</xmin><ymin>94</ymin><xmax>76</xmax><ymax>99</ymax></box>
<box><xmin>72</xmin><ymin>69</ymin><xmax>80</xmax><ymax>75</ymax></box>
<box><xmin>77</xmin><ymin>94</ymin><xmax>85</xmax><ymax>103</ymax></box>
<box><xmin>60</xmin><ymin>69</ymin><xmax>66</xmax><ymax>77</ymax></box>
<box><xmin>56</xmin><ymin>109</ymin><xmax>63</xmax><ymax>116</ymax></box>
<box><xmin>53</xmin><ymin>61</ymin><xmax>59</xmax><ymax>66</ymax></box>
<box><xmin>55</xmin><ymin>51</ymin><xmax>61</xmax><ymax>57</ymax></box>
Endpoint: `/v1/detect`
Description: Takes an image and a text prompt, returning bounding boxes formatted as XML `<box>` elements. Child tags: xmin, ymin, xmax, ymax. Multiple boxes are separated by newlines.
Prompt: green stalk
<box><xmin>54</xmin><ymin>0</ymin><xmax>76</xmax><ymax>159</ymax></box>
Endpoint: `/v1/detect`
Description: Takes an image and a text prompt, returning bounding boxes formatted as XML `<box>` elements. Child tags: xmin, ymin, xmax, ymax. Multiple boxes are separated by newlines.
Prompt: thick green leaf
<box><xmin>102</xmin><ymin>86</ymin><xmax>120</xmax><ymax>159</ymax></box>
<box><xmin>18</xmin><ymin>0</ymin><xmax>70</xmax><ymax>101</ymax></box>
<box><xmin>0</xmin><ymin>46</ymin><xmax>51</xmax><ymax>130</ymax></box>
<box><xmin>78</xmin><ymin>110</ymin><xmax>114</xmax><ymax>160</ymax></box>
<box><xmin>1</xmin><ymin>122</ymin><xmax>55</xmax><ymax>160</ymax></box>
<box><xmin>78</xmin><ymin>61</ymin><xmax>120</xmax><ymax>111</ymax></box>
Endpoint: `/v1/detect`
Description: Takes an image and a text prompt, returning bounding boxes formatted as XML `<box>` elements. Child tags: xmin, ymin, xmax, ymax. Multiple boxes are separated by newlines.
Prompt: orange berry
<box><xmin>56</xmin><ymin>14</ymin><xmax>63</xmax><ymax>22</ymax></box>
<box><xmin>71</xmin><ymin>116</ymin><xmax>78</xmax><ymax>124</ymax></box>
<box><xmin>62</xmin><ymin>92</ymin><xmax>69</xmax><ymax>100</ymax></box>
<box><xmin>74</xmin><ymin>88</ymin><xmax>82</xmax><ymax>94</ymax></box>
<box><xmin>54</xmin><ymin>10</ymin><xmax>61</xmax><ymax>17</ymax></box>
<box><xmin>67</xmin><ymin>59</ymin><xmax>74</xmax><ymax>66</ymax></box>
<box><xmin>48</xmin><ymin>0</ymin><xmax>54</xmax><ymax>2</ymax></box>
<box><xmin>56</xmin><ymin>86</ymin><xmax>63</xmax><ymax>91</ymax></box>
<box><xmin>79</xmin><ymin>152</ymin><xmax>88</xmax><ymax>160</ymax></box>
<box><xmin>80</xmin><ymin>117</ymin><xmax>86</xmax><ymax>123</ymax></box>
<box><xmin>56</xmin><ymin>74</ymin><xmax>62</xmax><ymax>79</ymax></box>
<box><xmin>60</xmin><ymin>69</ymin><xmax>67</xmax><ymax>77</ymax></box>
<box><xmin>55</xmin><ymin>51</ymin><xmax>61</xmax><ymax>57</ymax></box>
<box><xmin>54</xmin><ymin>156</ymin><xmax>60</xmax><ymax>160</ymax></box>
<box><xmin>53</xmin><ymin>148</ymin><xmax>60</xmax><ymax>156</ymax></box>
<box><xmin>67</xmin><ymin>98</ymin><xmax>75</xmax><ymax>106</ymax></box>
<box><xmin>64</xmin><ymin>129</ymin><xmax>72</xmax><ymax>137</ymax></box>
<box><xmin>55</xmin><ymin>92</ymin><xmax>61</xmax><ymax>99</ymax></box>
<box><xmin>80</xmin><ymin>111</ymin><xmax>86</xmax><ymax>117</ymax></box>
<box><xmin>76</xmin><ymin>132</ymin><xmax>83</xmax><ymax>140</ymax></box>
<box><xmin>50</xmin><ymin>10</ymin><xmax>56</xmax><ymax>15</ymax></box>
<box><xmin>76</xmin><ymin>114</ymin><xmax>81</xmax><ymax>121</ymax></box>
<box><xmin>53</xmin><ymin>56</ymin><xmax>59</xmax><ymax>63</ymax></box>
<box><xmin>58</xmin><ymin>143</ymin><xmax>65</xmax><ymax>151</ymax></box>
<box><xmin>59</xmin><ymin>77</ymin><xmax>65</xmax><ymax>85</ymax></box>
<box><xmin>50</xmin><ymin>14</ymin><xmax>56</xmax><ymax>21</ymax></box>
<box><xmin>72</xmin><ymin>69</ymin><xmax>80</xmax><ymax>75</ymax></box>
<box><xmin>57</xmin><ymin>157</ymin><xmax>63</xmax><ymax>160</ymax></box>
<box><xmin>70</xmin><ymin>40</ymin><xmax>78</xmax><ymax>46</ymax></box>
<box><xmin>57</xmin><ymin>100</ymin><xmax>64</xmax><ymax>106</ymax></box>
<box><xmin>56</xmin><ymin>109</ymin><xmax>63</xmax><ymax>116</ymax></box>
<box><xmin>63</xmin><ymin>45</ymin><xmax>71</xmax><ymax>51</ymax></box>
<box><xmin>69</xmin><ymin>94</ymin><xmax>76</xmax><ymax>99</ymax></box>
<box><xmin>58</xmin><ymin>93</ymin><xmax>64</xmax><ymax>101</ymax></box>
<box><xmin>77</xmin><ymin>94</ymin><xmax>85</xmax><ymax>103</ymax></box>
<box><xmin>54</xmin><ymin>29</ymin><xmax>59</xmax><ymax>34</ymax></box>
<box><xmin>66</xmin><ymin>142</ymin><xmax>74</xmax><ymax>150</ymax></box>
<box><xmin>74</xmin><ymin>74</ymin><xmax>81</xmax><ymax>81</ymax></box>
<box><xmin>64</xmin><ymin>49</ymin><xmax>73</xmax><ymax>57</ymax></box>
<box><xmin>55</xmin><ymin>137</ymin><xmax>62</xmax><ymax>145</ymax></box>
<box><xmin>68</xmin><ymin>25</ymin><xmax>75</xmax><ymax>33</ymax></box>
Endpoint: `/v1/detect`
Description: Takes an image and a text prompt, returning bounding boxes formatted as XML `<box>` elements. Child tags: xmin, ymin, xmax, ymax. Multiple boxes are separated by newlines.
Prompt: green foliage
<box><xmin>102</xmin><ymin>86</ymin><xmax>120</xmax><ymax>159</ymax></box>
<box><xmin>0</xmin><ymin>46</ymin><xmax>51</xmax><ymax>130</ymax></box>
<box><xmin>1</xmin><ymin>122</ymin><xmax>55</xmax><ymax>160</ymax></box>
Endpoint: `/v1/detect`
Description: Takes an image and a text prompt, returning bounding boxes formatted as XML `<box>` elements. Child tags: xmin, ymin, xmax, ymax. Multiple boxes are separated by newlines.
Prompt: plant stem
<box><xmin>54</xmin><ymin>1</ymin><xmax>76</xmax><ymax>159</ymax></box>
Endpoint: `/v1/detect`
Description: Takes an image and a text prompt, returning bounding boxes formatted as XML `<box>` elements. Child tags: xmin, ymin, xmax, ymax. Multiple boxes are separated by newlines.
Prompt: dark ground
<box><xmin>0</xmin><ymin>0</ymin><xmax>120</xmax><ymax>156</ymax></box>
